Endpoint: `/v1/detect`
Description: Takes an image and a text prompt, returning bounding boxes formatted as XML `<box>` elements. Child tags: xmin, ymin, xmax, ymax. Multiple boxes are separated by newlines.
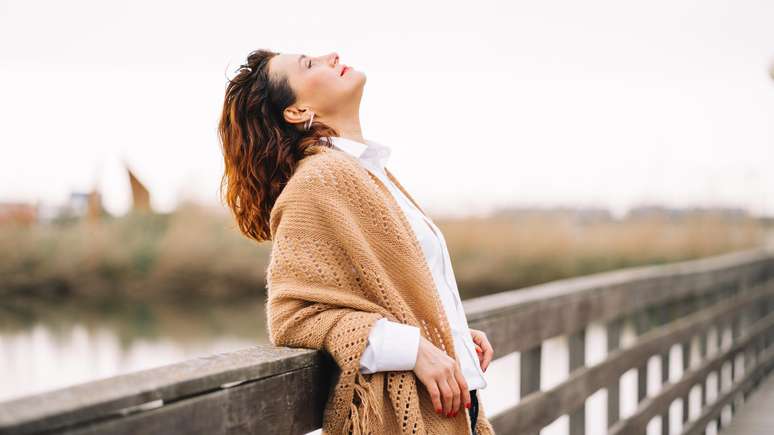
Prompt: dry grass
<box><xmin>0</xmin><ymin>203</ymin><xmax>765</xmax><ymax>303</ymax></box>
<box><xmin>439</xmin><ymin>212</ymin><xmax>764</xmax><ymax>298</ymax></box>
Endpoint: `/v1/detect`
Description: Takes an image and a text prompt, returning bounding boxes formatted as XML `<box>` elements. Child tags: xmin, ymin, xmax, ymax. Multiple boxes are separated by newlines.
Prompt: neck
<box><xmin>324</xmin><ymin>107</ymin><xmax>366</xmax><ymax>144</ymax></box>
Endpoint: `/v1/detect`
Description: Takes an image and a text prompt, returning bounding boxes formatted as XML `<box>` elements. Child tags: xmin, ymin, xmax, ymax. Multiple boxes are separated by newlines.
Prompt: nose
<box><xmin>327</xmin><ymin>52</ymin><xmax>339</xmax><ymax>66</ymax></box>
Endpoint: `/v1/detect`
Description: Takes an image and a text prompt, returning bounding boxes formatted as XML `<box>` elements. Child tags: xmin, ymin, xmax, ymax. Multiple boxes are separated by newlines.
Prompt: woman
<box><xmin>217</xmin><ymin>48</ymin><xmax>497</xmax><ymax>435</ymax></box>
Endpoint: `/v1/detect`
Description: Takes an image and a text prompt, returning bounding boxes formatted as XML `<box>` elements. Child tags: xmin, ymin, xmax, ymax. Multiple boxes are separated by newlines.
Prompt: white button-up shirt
<box><xmin>328</xmin><ymin>136</ymin><xmax>487</xmax><ymax>391</ymax></box>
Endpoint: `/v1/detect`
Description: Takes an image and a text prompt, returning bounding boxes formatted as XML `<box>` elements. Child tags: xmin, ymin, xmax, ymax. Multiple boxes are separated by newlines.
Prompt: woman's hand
<box><xmin>413</xmin><ymin>335</ymin><xmax>471</xmax><ymax>418</ymax></box>
<box><xmin>470</xmin><ymin>328</ymin><xmax>494</xmax><ymax>372</ymax></box>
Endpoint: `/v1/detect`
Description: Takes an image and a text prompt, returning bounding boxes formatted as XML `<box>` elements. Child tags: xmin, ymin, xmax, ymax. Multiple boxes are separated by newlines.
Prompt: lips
<box><xmin>340</xmin><ymin>65</ymin><xmax>349</xmax><ymax>76</ymax></box>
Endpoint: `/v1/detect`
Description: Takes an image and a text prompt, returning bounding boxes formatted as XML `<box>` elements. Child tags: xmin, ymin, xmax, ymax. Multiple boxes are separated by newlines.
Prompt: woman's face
<box><xmin>269</xmin><ymin>51</ymin><xmax>366</xmax><ymax>127</ymax></box>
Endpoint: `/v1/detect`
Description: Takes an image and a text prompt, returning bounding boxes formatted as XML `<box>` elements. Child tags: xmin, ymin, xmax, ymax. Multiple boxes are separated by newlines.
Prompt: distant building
<box><xmin>492</xmin><ymin>205</ymin><xmax>614</xmax><ymax>223</ymax></box>
<box><xmin>0</xmin><ymin>201</ymin><xmax>38</xmax><ymax>226</ymax></box>
<box><xmin>68</xmin><ymin>192</ymin><xmax>91</xmax><ymax>216</ymax></box>
<box><xmin>627</xmin><ymin>205</ymin><xmax>749</xmax><ymax>220</ymax></box>
<box><xmin>57</xmin><ymin>188</ymin><xmax>106</xmax><ymax>223</ymax></box>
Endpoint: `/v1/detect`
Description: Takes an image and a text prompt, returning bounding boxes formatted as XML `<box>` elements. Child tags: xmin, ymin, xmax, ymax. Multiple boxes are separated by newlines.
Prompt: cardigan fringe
<box><xmin>343</xmin><ymin>371</ymin><xmax>384</xmax><ymax>435</ymax></box>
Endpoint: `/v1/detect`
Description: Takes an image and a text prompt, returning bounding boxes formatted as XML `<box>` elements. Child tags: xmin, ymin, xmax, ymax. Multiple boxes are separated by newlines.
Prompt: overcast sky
<box><xmin>1</xmin><ymin>0</ymin><xmax>772</xmax><ymax>218</ymax></box>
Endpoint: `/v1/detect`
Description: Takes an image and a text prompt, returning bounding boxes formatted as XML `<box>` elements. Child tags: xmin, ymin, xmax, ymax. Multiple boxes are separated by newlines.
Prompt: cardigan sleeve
<box><xmin>265</xmin><ymin>152</ymin><xmax>395</xmax><ymax>361</ymax></box>
<box><xmin>265</xmin><ymin>187</ymin><xmax>387</xmax><ymax>354</ymax></box>
<box><xmin>360</xmin><ymin>318</ymin><xmax>421</xmax><ymax>374</ymax></box>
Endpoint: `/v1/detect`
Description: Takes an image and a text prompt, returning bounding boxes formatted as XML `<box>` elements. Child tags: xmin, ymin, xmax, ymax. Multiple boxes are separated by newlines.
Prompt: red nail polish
<box><xmin>465</xmin><ymin>402</ymin><xmax>471</xmax><ymax>409</ymax></box>
<box><xmin>436</xmin><ymin>407</ymin><xmax>441</xmax><ymax>414</ymax></box>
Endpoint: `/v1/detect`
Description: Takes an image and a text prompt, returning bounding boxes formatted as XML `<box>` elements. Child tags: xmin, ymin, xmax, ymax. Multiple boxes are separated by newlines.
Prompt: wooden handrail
<box><xmin>0</xmin><ymin>247</ymin><xmax>772</xmax><ymax>435</ymax></box>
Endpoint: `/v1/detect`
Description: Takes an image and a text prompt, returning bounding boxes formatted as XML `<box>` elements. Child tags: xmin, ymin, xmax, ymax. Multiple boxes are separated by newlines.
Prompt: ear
<box><xmin>283</xmin><ymin>106</ymin><xmax>310</xmax><ymax>126</ymax></box>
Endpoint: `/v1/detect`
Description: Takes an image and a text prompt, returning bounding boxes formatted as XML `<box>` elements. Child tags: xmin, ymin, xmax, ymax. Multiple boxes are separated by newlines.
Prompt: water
<box><xmin>0</xmin><ymin>296</ymin><xmax>266</xmax><ymax>402</ymax></box>
<box><xmin>0</xmin><ymin>298</ymin><xmax>741</xmax><ymax>435</ymax></box>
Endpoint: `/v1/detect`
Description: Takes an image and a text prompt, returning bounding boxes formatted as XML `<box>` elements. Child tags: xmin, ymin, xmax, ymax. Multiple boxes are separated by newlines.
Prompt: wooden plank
<box><xmin>1</xmin><ymin>249</ymin><xmax>770</xmax><ymax>435</ymax></box>
<box><xmin>680</xmin><ymin>337</ymin><xmax>691</xmax><ymax>424</ymax></box>
<box><xmin>465</xmin><ymin>249</ymin><xmax>772</xmax><ymax>355</ymax></box>
<box><xmin>607</xmin><ymin>318</ymin><xmax>622</xmax><ymax>428</ymax></box>
<box><xmin>607</xmin><ymin>307</ymin><xmax>774</xmax><ymax>434</ymax></box>
<box><xmin>678</xmin><ymin>297</ymin><xmax>695</xmax><ymax>425</ymax></box>
<box><xmin>519</xmin><ymin>345</ymin><xmax>541</xmax><ymax>435</ymax></box>
<box><xmin>682</xmin><ymin>346</ymin><xmax>774</xmax><ymax>435</ymax></box>
<box><xmin>635</xmin><ymin>310</ymin><xmax>649</xmax><ymax>404</ymax></box>
<box><xmin>60</xmin><ymin>363</ymin><xmax>331</xmax><ymax>435</ymax></box>
<box><xmin>0</xmin><ymin>346</ymin><xmax>331</xmax><ymax>435</ymax></box>
<box><xmin>721</xmin><ymin>372</ymin><xmax>774</xmax><ymax>435</ymax></box>
<box><xmin>700</xmin><ymin>295</ymin><xmax>711</xmax><ymax>411</ymax></box>
<box><xmin>731</xmin><ymin>313</ymin><xmax>741</xmax><ymax>416</ymax></box>
<box><xmin>658</xmin><ymin>304</ymin><xmax>672</xmax><ymax>435</ymax></box>
<box><xmin>568</xmin><ymin>329</ymin><xmax>585</xmax><ymax>435</ymax></box>
<box><xmin>715</xmin><ymin>319</ymin><xmax>725</xmax><ymax>430</ymax></box>
<box><xmin>489</xmin><ymin>280</ymin><xmax>774</xmax><ymax>435</ymax></box>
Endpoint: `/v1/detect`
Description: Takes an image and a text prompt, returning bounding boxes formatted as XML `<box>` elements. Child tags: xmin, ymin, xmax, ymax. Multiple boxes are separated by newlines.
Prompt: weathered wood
<box><xmin>1</xmin><ymin>248</ymin><xmax>772</xmax><ymax>435</ymax></box>
<box><xmin>678</xmin><ymin>296</ymin><xmax>694</xmax><ymax>425</ymax></box>
<box><xmin>63</xmin><ymin>362</ymin><xmax>331</xmax><ymax>435</ymax></box>
<box><xmin>634</xmin><ymin>310</ymin><xmax>649</xmax><ymax>404</ymax></box>
<box><xmin>0</xmin><ymin>345</ymin><xmax>330</xmax><ymax>435</ymax></box>
<box><xmin>519</xmin><ymin>345</ymin><xmax>541</xmax><ymax>435</ymax></box>
<box><xmin>731</xmin><ymin>313</ymin><xmax>741</xmax><ymax>416</ymax></box>
<box><xmin>568</xmin><ymin>329</ymin><xmax>585</xmax><ymax>435</ymax></box>
<box><xmin>606</xmin><ymin>318</ymin><xmax>622</xmax><ymax>428</ymax></box>
<box><xmin>682</xmin><ymin>346</ymin><xmax>774</xmax><ymax>435</ymax></box>
<box><xmin>465</xmin><ymin>249</ymin><xmax>771</xmax><ymax>356</ymax></box>
<box><xmin>715</xmin><ymin>319</ymin><xmax>725</xmax><ymax>430</ymax></box>
<box><xmin>722</xmin><ymin>372</ymin><xmax>774</xmax><ymax>435</ymax></box>
<box><xmin>489</xmin><ymin>279</ymin><xmax>774</xmax><ymax>434</ymax></box>
<box><xmin>607</xmin><ymin>307</ymin><xmax>774</xmax><ymax>434</ymax></box>
<box><xmin>658</xmin><ymin>305</ymin><xmax>671</xmax><ymax>435</ymax></box>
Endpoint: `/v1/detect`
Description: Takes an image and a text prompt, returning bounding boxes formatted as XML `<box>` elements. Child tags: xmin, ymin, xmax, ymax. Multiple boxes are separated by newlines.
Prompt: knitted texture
<box><xmin>266</xmin><ymin>144</ymin><xmax>496</xmax><ymax>435</ymax></box>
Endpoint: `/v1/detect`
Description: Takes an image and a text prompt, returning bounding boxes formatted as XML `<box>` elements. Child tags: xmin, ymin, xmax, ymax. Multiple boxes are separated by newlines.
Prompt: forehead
<box><xmin>270</xmin><ymin>53</ymin><xmax>302</xmax><ymax>79</ymax></box>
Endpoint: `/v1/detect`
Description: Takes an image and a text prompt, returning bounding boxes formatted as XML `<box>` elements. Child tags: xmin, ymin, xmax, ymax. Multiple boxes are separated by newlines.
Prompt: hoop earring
<box><xmin>304</xmin><ymin>111</ymin><xmax>315</xmax><ymax>130</ymax></box>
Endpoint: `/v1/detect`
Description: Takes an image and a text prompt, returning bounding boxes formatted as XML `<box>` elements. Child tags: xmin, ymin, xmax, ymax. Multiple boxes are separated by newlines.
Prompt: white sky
<box><xmin>1</xmin><ymin>0</ymin><xmax>773</xmax><ymax>218</ymax></box>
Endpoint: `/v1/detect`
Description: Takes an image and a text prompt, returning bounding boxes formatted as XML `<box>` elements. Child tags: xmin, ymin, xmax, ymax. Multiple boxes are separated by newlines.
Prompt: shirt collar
<box><xmin>328</xmin><ymin>136</ymin><xmax>392</xmax><ymax>168</ymax></box>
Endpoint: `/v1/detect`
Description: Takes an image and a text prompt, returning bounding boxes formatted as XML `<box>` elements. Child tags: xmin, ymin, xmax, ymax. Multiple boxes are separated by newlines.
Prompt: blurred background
<box><xmin>1</xmin><ymin>0</ymin><xmax>773</xmax><ymax>429</ymax></box>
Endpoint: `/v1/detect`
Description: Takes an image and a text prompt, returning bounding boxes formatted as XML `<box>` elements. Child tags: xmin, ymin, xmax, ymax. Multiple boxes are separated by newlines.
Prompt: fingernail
<box><xmin>465</xmin><ymin>402</ymin><xmax>471</xmax><ymax>409</ymax></box>
<box><xmin>436</xmin><ymin>407</ymin><xmax>442</xmax><ymax>414</ymax></box>
<box><xmin>446</xmin><ymin>411</ymin><xmax>451</xmax><ymax>417</ymax></box>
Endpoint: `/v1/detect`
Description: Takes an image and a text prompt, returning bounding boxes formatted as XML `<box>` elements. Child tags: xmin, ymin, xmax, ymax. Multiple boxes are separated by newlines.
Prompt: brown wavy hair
<box><xmin>218</xmin><ymin>49</ymin><xmax>339</xmax><ymax>243</ymax></box>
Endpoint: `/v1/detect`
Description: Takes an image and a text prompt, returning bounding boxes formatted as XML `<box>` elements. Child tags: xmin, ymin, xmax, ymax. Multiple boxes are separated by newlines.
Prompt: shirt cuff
<box><xmin>359</xmin><ymin>317</ymin><xmax>421</xmax><ymax>374</ymax></box>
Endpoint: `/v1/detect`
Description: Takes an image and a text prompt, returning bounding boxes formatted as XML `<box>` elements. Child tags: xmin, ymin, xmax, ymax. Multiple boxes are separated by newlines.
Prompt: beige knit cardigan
<box><xmin>266</xmin><ymin>144</ymin><xmax>496</xmax><ymax>435</ymax></box>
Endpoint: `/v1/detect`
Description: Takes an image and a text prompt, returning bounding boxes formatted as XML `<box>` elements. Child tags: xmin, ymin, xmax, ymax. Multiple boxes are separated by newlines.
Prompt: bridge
<box><xmin>1</xmin><ymin>248</ymin><xmax>774</xmax><ymax>434</ymax></box>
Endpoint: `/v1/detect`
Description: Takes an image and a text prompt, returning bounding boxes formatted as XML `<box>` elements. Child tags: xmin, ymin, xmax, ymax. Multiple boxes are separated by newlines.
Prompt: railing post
<box><xmin>659</xmin><ymin>303</ymin><xmax>672</xmax><ymax>435</ymax></box>
<box><xmin>569</xmin><ymin>328</ymin><xmax>585</xmax><ymax>435</ymax></box>
<box><xmin>607</xmin><ymin>318</ymin><xmax>623</xmax><ymax>429</ymax></box>
<box><xmin>715</xmin><ymin>317</ymin><xmax>724</xmax><ymax>431</ymax></box>
<box><xmin>679</xmin><ymin>296</ymin><xmax>695</xmax><ymax>426</ymax></box>
<box><xmin>743</xmin><ymin>303</ymin><xmax>757</xmax><ymax>400</ymax></box>
<box><xmin>634</xmin><ymin>310</ymin><xmax>649</xmax><ymax>404</ymax></box>
<box><xmin>698</xmin><ymin>292</ymin><xmax>712</xmax><ymax>435</ymax></box>
<box><xmin>520</xmin><ymin>344</ymin><xmax>542</xmax><ymax>435</ymax></box>
<box><xmin>730</xmin><ymin>311</ymin><xmax>741</xmax><ymax>416</ymax></box>
<box><xmin>681</xmin><ymin>335</ymin><xmax>691</xmax><ymax>425</ymax></box>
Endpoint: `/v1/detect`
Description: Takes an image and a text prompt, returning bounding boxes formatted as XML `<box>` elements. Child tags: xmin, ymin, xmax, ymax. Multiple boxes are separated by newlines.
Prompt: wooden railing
<box><xmin>1</xmin><ymin>248</ymin><xmax>773</xmax><ymax>435</ymax></box>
